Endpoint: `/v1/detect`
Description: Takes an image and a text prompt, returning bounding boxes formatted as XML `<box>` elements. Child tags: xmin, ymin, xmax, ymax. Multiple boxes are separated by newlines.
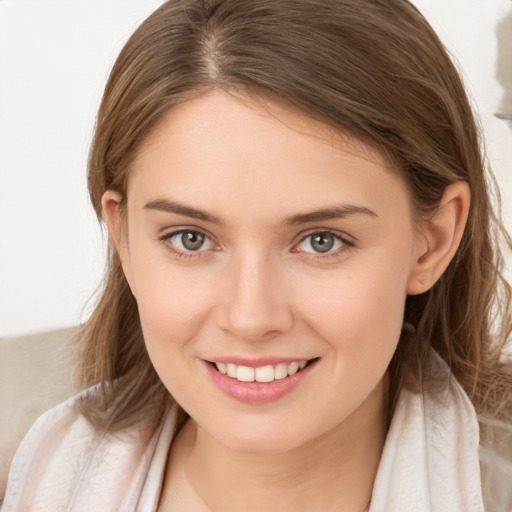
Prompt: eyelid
<box><xmin>295</xmin><ymin>227</ymin><xmax>355</xmax><ymax>244</ymax></box>
<box><xmin>292</xmin><ymin>228</ymin><xmax>355</xmax><ymax>256</ymax></box>
<box><xmin>158</xmin><ymin>226</ymin><xmax>220</xmax><ymax>256</ymax></box>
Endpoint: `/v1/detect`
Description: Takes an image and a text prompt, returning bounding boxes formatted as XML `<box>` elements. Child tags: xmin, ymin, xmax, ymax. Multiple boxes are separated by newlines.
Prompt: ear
<box><xmin>101</xmin><ymin>190</ymin><xmax>136</xmax><ymax>294</ymax></box>
<box><xmin>407</xmin><ymin>181</ymin><xmax>470</xmax><ymax>295</ymax></box>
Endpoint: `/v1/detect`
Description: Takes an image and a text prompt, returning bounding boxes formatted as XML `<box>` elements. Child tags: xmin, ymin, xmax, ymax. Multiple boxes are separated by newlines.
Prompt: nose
<box><xmin>215</xmin><ymin>251</ymin><xmax>294</xmax><ymax>342</ymax></box>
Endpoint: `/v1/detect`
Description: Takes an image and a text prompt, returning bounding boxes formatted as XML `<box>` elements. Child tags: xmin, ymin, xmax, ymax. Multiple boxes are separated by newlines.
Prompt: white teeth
<box><xmin>274</xmin><ymin>363</ymin><xmax>288</xmax><ymax>380</ymax></box>
<box><xmin>255</xmin><ymin>365</ymin><xmax>275</xmax><ymax>383</ymax></box>
<box><xmin>216</xmin><ymin>362</ymin><xmax>227</xmax><ymax>374</ymax></box>
<box><xmin>287</xmin><ymin>362</ymin><xmax>299</xmax><ymax>375</ymax></box>
<box><xmin>227</xmin><ymin>363</ymin><xmax>237</xmax><ymax>378</ymax></box>
<box><xmin>237</xmin><ymin>365</ymin><xmax>255</xmax><ymax>382</ymax></box>
<box><xmin>215</xmin><ymin>360</ymin><xmax>309</xmax><ymax>382</ymax></box>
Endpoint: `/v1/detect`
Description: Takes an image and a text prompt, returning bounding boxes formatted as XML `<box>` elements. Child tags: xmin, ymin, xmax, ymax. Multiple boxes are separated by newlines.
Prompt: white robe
<box><xmin>2</xmin><ymin>352</ymin><xmax>511</xmax><ymax>511</ymax></box>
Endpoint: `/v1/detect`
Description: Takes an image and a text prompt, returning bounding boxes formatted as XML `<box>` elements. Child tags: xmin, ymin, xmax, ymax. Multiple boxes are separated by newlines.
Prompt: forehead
<box><xmin>126</xmin><ymin>90</ymin><xmax>411</xmax><ymax>225</ymax></box>
<box><xmin>134</xmin><ymin>90</ymin><xmax>390</xmax><ymax>172</ymax></box>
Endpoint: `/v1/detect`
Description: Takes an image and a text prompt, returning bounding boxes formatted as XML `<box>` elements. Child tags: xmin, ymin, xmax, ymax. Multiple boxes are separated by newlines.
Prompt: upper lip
<box><xmin>205</xmin><ymin>356</ymin><xmax>318</xmax><ymax>367</ymax></box>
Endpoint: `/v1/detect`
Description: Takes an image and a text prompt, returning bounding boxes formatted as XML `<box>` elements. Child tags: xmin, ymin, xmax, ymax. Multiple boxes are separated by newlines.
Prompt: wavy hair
<box><xmin>78</xmin><ymin>0</ymin><xmax>512</xmax><ymax>432</ymax></box>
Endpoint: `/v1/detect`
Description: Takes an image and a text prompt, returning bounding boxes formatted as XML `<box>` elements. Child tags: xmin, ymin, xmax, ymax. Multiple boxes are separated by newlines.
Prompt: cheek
<box><xmin>128</xmin><ymin>252</ymin><xmax>215</xmax><ymax>352</ymax></box>
<box><xmin>292</xmin><ymin>250</ymin><xmax>412</xmax><ymax>360</ymax></box>
<box><xmin>131</xmin><ymin>262</ymin><xmax>216</xmax><ymax>401</ymax></box>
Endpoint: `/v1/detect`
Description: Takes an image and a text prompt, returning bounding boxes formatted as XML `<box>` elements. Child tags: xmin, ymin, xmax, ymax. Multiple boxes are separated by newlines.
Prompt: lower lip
<box><xmin>205</xmin><ymin>360</ymin><xmax>318</xmax><ymax>404</ymax></box>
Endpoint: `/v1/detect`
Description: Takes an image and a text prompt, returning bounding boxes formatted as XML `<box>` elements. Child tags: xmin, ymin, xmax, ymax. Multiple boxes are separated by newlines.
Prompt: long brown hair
<box><xmin>79</xmin><ymin>0</ymin><xmax>512</xmax><ymax>431</ymax></box>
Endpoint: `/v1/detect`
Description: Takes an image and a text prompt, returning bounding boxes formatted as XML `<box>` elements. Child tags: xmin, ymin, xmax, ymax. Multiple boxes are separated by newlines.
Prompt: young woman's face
<box><xmin>118</xmin><ymin>90</ymin><xmax>425</xmax><ymax>453</ymax></box>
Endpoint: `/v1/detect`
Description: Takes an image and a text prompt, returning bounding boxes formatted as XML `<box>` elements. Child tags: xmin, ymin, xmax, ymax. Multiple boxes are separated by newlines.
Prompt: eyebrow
<box><xmin>144</xmin><ymin>199</ymin><xmax>222</xmax><ymax>224</ymax></box>
<box><xmin>283</xmin><ymin>205</ymin><xmax>377</xmax><ymax>226</ymax></box>
<box><xmin>143</xmin><ymin>198</ymin><xmax>377</xmax><ymax>226</ymax></box>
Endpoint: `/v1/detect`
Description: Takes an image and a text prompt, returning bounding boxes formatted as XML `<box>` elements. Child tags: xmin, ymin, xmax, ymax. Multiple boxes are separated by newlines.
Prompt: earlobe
<box><xmin>407</xmin><ymin>181</ymin><xmax>470</xmax><ymax>295</ymax></box>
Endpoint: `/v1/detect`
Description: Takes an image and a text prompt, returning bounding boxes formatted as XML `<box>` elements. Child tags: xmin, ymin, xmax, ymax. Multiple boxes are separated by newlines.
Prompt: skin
<box><xmin>103</xmin><ymin>90</ymin><xmax>470</xmax><ymax>511</ymax></box>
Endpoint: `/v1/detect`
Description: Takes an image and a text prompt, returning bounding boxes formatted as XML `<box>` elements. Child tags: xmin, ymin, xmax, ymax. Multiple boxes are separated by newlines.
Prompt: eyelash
<box><xmin>158</xmin><ymin>229</ymin><xmax>217</xmax><ymax>259</ymax></box>
<box><xmin>293</xmin><ymin>229</ymin><xmax>355</xmax><ymax>260</ymax></box>
<box><xmin>158</xmin><ymin>228</ymin><xmax>355</xmax><ymax>260</ymax></box>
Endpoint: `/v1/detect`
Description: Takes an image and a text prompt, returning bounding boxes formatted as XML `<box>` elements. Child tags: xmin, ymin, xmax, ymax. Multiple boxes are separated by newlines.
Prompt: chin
<box><xmin>200</xmin><ymin>414</ymin><xmax>325</xmax><ymax>455</ymax></box>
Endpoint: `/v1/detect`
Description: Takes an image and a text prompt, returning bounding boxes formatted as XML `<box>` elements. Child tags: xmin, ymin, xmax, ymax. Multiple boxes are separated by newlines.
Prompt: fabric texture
<box><xmin>2</xmin><ymin>352</ymin><xmax>511</xmax><ymax>511</ymax></box>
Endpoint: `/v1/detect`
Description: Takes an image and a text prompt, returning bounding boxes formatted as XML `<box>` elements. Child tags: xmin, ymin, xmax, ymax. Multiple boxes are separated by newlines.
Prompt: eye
<box><xmin>165</xmin><ymin>229</ymin><xmax>216</xmax><ymax>252</ymax></box>
<box><xmin>296</xmin><ymin>231</ymin><xmax>349</xmax><ymax>254</ymax></box>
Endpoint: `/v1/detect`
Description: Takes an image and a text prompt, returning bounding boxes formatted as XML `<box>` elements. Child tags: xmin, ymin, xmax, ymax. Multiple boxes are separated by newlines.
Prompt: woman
<box><xmin>3</xmin><ymin>0</ymin><xmax>512</xmax><ymax>510</ymax></box>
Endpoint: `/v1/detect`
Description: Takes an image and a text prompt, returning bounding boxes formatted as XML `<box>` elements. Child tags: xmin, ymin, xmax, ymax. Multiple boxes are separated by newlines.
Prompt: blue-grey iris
<box><xmin>182</xmin><ymin>231</ymin><xmax>205</xmax><ymax>251</ymax></box>
<box><xmin>311</xmin><ymin>233</ymin><xmax>335</xmax><ymax>253</ymax></box>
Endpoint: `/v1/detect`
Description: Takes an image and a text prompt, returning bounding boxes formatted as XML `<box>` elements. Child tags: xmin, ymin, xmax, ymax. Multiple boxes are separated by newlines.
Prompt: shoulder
<box><xmin>380</xmin><ymin>350</ymin><xmax>512</xmax><ymax>512</ymax></box>
<box><xmin>372</xmin><ymin>350</ymin><xmax>485</xmax><ymax>511</ymax></box>
<box><xmin>2</xmin><ymin>388</ymin><xmax>97</xmax><ymax>508</ymax></box>
<box><xmin>478</xmin><ymin>413</ymin><xmax>512</xmax><ymax>512</ymax></box>
<box><xmin>2</xmin><ymin>386</ymin><xmax>177</xmax><ymax>512</ymax></box>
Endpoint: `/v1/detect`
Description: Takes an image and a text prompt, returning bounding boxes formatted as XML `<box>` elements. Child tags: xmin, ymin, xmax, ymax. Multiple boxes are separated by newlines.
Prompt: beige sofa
<box><xmin>0</xmin><ymin>327</ymin><xmax>80</xmax><ymax>501</ymax></box>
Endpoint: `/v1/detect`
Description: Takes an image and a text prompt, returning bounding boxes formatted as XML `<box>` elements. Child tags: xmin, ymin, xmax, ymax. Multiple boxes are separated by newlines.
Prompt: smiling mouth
<box><xmin>210</xmin><ymin>359</ymin><xmax>318</xmax><ymax>383</ymax></box>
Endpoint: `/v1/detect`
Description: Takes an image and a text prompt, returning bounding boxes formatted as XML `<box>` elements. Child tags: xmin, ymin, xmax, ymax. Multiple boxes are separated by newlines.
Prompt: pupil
<box><xmin>311</xmin><ymin>233</ymin><xmax>334</xmax><ymax>253</ymax></box>
<box><xmin>182</xmin><ymin>231</ymin><xmax>204</xmax><ymax>251</ymax></box>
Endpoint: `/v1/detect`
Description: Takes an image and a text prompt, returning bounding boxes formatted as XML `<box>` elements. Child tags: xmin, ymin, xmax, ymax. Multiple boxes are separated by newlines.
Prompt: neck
<box><xmin>183</xmin><ymin>380</ymin><xmax>387</xmax><ymax>512</ymax></box>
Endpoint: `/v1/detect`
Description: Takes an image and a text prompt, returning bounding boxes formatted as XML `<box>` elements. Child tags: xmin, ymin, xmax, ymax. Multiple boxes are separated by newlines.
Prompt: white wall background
<box><xmin>0</xmin><ymin>1</ymin><xmax>165</xmax><ymax>337</ymax></box>
<box><xmin>1</xmin><ymin>0</ymin><xmax>511</xmax><ymax>337</ymax></box>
